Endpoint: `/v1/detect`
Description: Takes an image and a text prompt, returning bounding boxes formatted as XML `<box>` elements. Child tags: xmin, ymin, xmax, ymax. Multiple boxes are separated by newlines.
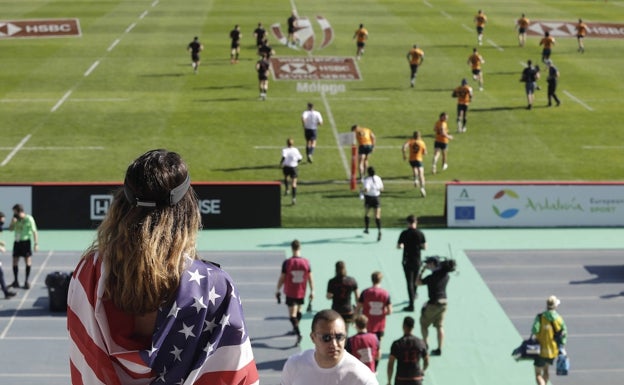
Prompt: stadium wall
<box><xmin>0</xmin><ymin>182</ymin><xmax>281</xmax><ymax>229</ymax></box>
<box><xmin>446</xmin><ymin>181</ymin><xmax>624</xmax><ymax>227</ymax></box>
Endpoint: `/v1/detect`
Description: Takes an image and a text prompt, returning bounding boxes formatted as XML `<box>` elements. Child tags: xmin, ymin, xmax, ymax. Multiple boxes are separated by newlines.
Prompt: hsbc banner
<box><xmin>446</xmin><ymin>182</ymin><xmax>624</xmax><ymax>228</ymax></box>
<box><xmin>25</xmin><ymin>182</ymin><xmax>280</xmax><ymax>229</ymax></box>
<box><xmin>0</xmin><ymin>19</ymin><xmax>81</xmax><ymax>39</ymax></box>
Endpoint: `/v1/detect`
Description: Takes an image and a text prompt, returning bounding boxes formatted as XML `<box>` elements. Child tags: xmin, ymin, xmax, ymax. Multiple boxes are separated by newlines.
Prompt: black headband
<box><xmin>124</xmin><ymin>174</ymin><xmax>191</xmax><ymax>208</ymax></box>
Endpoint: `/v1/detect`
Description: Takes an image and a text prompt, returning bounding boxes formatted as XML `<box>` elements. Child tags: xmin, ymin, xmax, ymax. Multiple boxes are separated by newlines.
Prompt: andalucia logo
<box><xmin>492</xmin><ymin>189</ymin><xmax>520</xmax><ymax>219</ymax></box>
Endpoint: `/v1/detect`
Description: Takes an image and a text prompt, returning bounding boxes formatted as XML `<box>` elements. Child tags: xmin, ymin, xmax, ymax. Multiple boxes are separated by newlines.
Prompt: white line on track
<box><xmin>563</xmin><ymin>90</ymin><xmax>594</xmax><ymax>111</ymax></box>
<box><xmin>0</xmin><ymin>250</ymin><xmax>54</xmax><ymax>338</ymax></box>
<box><xmin>1</xmin><ymin>134</ymin><xmax>31</xmax><ymax>167</ymax></box>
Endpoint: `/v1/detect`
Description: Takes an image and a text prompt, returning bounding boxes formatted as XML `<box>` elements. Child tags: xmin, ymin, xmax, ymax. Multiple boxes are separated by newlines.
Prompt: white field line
<box><xmin>563</xmin><ymin>90</ymin><xmax>594</xmax><ymax>111</ymax></box>
<box><xmin>423</xmin><ymin>0</ymin><xmax>433</xmax><ymax>8</ymax></box>
<box><xmin>582</xmin><ymin>145</ymin><xmax>624</xmax><ymax>149</ymax></box>
<box><xmin>84</xmin><ymin>60</ymin><xmax>100</xmax><ymax>77</ymax></box>
<box><xmin>1</xmin><ymin>134</ymin><xmax>31</xmax><ymax>167</ymax></box>
<box><xmin>0</xmin><ymin>146</ymin><xmax>105</xmax><ymax>150</ymax></box>
<box><xmin>107</xmin><ymin>38</ymin><xmax>120</xmax><ymax>52</ymax></box>
<box><xmin>125</xmin><ymin>22</ymin><xmax>137</xmax><ymax>33</ymax></box>
<box><xmin>440</xmin><ymin>11</ymin><xmax>452</xmax><ymax>19</ymax></box>
<box><xmin>321</xmin><ymin>91</ymin><xmax>350</xmax><ymax>179</ymax></box>
<box><xmin>461</xmin><ymin>23</ymin><xmax>472</xmax><ymax>33</ymax></box>
<box><xmin>139</xmin><ymin>10</ymin><xmax>148</xmax><ymax>19</ymax></box>
<box><xmin>254</xmin><ymin>145</ymin><xmax>401</xmax><ymax>150</ymax></box>
<box><xmin>487</xmin><ymin>38</ymin><xmax>503</xmax><ymax>51</ymax></box>
<box><xmin>50</xmin><ymin>89</ymin><xmax>72</xmax><ymax>112</ymax></box>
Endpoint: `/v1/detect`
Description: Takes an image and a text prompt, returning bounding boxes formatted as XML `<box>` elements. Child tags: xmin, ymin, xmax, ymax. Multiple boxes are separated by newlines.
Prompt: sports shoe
<box><xmin>4</xmin><ymin>291</ymin><xmax>16</xmax><ymax>299</ymax></box>
<box><xmin>377</xmin><ymin>232</ymin><xmax>382</xmax><ymax>242</ymax></box>
<box><xmin>442</xmin><ymin>163</ymin><xmax>448</xmax><ymax>171</ymax></box>
<box><xmin>430</xmin><ymin>348</ymin><xmax>442</xmax><ymax>356</ymax></box>
<box><xmin>420</xmin><ymin>188</ymin><xmax>427</xmax><ymax>198</ymax></box>
<box><xmin>402</xmin><ymin>306</ymin><xmax>414</xmax><ymax>312</ymax></box>
<box><xmin>291</xmin><ymin>198</ymin><xmax>296</xmax><ymax>205</ymax></box>
<box><xmin>363</xmin><ymin>228</ymin><xmax>369</xmax><ymax>234</ymax></box>
<box><xmin>10</xmin><ymin>281</ymin><xmax>19</xmax><ymax>289</ymax></box>
<box><xmin>307</xmin><ymin>155</ymin><xmax>313</xmax><ymax>163</ymax></box>
<box><xmin>23</xmin><ymin>282</ymin><xmax>30</xmax><ymax>290</ymax></box>
<box><xmin>432</xmin><ymin>165</ymin><xmax>437</xmax><ymax>174</ymax></box>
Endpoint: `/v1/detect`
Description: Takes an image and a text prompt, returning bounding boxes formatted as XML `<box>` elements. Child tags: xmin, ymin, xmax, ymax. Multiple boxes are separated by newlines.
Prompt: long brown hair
<box><xmin>84</xmin><ymin>149</ymin><xmax>201</xmax><ymax>314</ymax></box>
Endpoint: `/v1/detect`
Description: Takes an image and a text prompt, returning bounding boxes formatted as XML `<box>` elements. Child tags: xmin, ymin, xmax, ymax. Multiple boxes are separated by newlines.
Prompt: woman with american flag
<box><xmin>67</xmin><ymin>149</ymin><xmax>259</xmax><ymax>385</ymax></box>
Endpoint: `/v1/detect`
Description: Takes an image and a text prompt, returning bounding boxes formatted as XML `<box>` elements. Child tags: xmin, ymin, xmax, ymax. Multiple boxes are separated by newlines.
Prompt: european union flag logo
<box><xmin>455</xmin><ymin>206</ymin><xmax>475</xmax><ymax>220</ymax></box>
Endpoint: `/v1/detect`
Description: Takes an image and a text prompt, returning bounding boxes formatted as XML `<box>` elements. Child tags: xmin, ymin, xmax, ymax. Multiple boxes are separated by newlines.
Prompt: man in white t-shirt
<box><xmin>301</xmin><ymin>102</ymin><xmax>323</xmax><ymax>163</ymax></box>
<box><xmin>280</xmin><ymin>137</ymin><xmax>303</xmax><ymax>205</ymax></box>
<box><xmin>281</xmin><ymin>309</ymin><xmax>379</xmax><ymax>385</ymax></box>
<box><xmin>362</xmin><ymin>166</ymin><xmax>384</xmax><ymax>241</ymax></box>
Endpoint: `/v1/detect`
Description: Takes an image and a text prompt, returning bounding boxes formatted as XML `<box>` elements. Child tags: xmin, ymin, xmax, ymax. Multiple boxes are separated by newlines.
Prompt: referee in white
<box><xmin>301</xmin><ymin>102</ymin><xmax>323</xmax><ymax>163</ymax></box>
<box><xmin>280</xmin><ymin>138</ymin><xmax>303</xmax><ymax>205</ymax></box>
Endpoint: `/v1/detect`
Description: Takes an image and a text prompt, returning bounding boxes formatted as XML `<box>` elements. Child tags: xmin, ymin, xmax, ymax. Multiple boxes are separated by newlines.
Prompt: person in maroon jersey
<box><xmin>356</xmin><ymin>271</ymin><xmax>392</xmax><ymax>353</ymax></box>
<box><xmin>326</xmin><ymin>261</ymin><xmax>359</xmax><ymax>333</ymax></box>
<box><xmin>345</xmin><ymin>314</ymin><xmax>380</xmax><ymax>372</ymax></box>
<box><xmin>276</xmin><ymin>239</ymin><xmax>315</xmax><ymax>346</ymax></box>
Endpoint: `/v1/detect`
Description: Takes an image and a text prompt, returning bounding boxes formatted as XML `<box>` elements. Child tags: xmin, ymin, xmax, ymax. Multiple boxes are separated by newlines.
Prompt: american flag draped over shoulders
<box><xmin>67</xmin><ymin>252</ymin><xmax>259</xmax><ymax>385</ymax></box>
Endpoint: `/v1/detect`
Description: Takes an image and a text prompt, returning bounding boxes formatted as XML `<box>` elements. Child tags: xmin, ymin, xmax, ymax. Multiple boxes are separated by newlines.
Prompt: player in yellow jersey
<box><xmin>576</xmin><ymin>19</ymin><xmax>587</xmax><ymax>53</ymax></box>
<box><xmin>353</xmin><ymin>24</ymin><xmax>368</xmax><ymax>60</ymax></box>
<box><xmin>539</xmin><ymin>31</ymin><xmax>555</xmax><ymax>63</ymax></box>
<box><xmin>432</xmin><ymin>112</ymin><xmax>453</xmax><ymax>174</ymax></box>
<box><xmin>474</xmin><ymin>10</ymin><xmax>487</xmax><ymax>46</ymax></box>
<box><xmin>516</xmin><ymin>13</ymin><xmax>530</xmax><ymax>47</ymax></box>
<box><xmin>402</xmin><ymin>131</ymin><xmax>427</xmax><ymax>197</ymax></box>
<box><xmin>406</xmin><ymin>44</ymin><xmax>425</xmax><ymax>88</ymax></box>
<box><xmin>352</xmin><ymin>124</ymin><xmax>376</xmax><ymax>179</ymax></box>
<box><xmin>452</xmin><ymin>79</ymin><xmax>473</xmax><ymax>133</ymax></box>
<box><xmin>467</xmin><ymin>48</ymin><xmax>485</xmax><ymax>91</ymax></box>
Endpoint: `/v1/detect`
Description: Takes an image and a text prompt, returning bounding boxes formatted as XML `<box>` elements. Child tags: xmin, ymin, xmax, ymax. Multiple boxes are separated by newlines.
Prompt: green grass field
<box><xmin>2</xmin><ymin>0</ymin><xmax>623</xmax><ymax>227</ymax></box>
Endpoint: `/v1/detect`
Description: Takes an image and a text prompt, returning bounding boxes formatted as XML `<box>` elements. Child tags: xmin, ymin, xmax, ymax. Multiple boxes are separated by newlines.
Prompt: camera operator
<box><xmin>416</xmin><ymin>256</ymin><xmax>456</xmax><ymax>356</ymax></box>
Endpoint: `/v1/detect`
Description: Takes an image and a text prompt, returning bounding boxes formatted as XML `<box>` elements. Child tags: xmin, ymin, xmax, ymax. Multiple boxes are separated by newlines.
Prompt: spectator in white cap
<box><xmin>529</xmin><ymin>295</ymin><xmax>567</xmax><ymax>385</ymax></box>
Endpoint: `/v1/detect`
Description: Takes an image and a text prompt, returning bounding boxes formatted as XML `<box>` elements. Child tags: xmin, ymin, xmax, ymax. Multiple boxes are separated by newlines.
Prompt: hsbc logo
<box><xmin>0</xmin><ymin>18</ymin><xmax>81</xmax><ymax>39</ymax></box>
<box><xmin>271</xmin><ymin>15</ymin><xmax>334</xmax><ymax>52</ymax></box>
<box><xmin>90</xmin><ymin>195</ymin><xmax>113</xmax><ymax>220</ymax></box>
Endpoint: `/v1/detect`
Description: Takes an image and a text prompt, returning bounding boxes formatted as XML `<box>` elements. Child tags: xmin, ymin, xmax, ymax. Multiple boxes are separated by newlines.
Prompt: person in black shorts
<box><xmin>229</xmin><ymin>24</ymin><xmax>242</xmax><ymax>63</ymax></box>
<box><xmin>326</xmin><ymin>261</ymin><xmax>359</xmax><ymax>333</ymax></box>
<box><xmin>387</xmin><ymin>316</ymin><xmax>429</xmax><ymax>385</ymax></box>
<box><xmin>287</xmin><ymin>12</ymin><xmax>297</xmax><ymax>47</ymax></box>
<box><xmin>397</xmin><ymin>215</ymin><xmax>427</xmax><ymax>311</ymax></box>
<box><xmin>253</xmin><ymin>22</ymin><xmax>266</xmax><ymax>48</ymax></box>
<box><xmin>187</xmin><ymin>36</ymin><xmax>203</xmax><ymax>73</ymax></box>
<box><xmin>256</xmin><ymin>54</ymin><xmax>270</xmax><ymax>100</ymax></box>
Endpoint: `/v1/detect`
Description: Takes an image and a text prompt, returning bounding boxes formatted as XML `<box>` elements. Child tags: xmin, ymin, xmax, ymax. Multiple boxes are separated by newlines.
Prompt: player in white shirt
<box><xmin>301</xmin><ymin>102</ymin><xmax>324</xmax><ymax>163</ymax></box>
<box><xmin>361</xmin><ymin>166</ymin><xmax>384</xmax><ymax>241</ymax></box>
<box><xmin>280</xmin><ymin>138</ymin><xmax>303</xmax><ymax>205</ymax></box>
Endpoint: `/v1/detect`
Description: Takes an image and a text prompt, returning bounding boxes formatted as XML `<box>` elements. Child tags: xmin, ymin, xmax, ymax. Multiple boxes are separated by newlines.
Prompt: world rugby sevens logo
<box><xmin>492</xmin><ymin>189</ymin><xmax>520</xmax><ymax>219</ymax></box>
<box><xmin>271</xmin><ymin>16</ymin><xmax>334</xmax><ymax>52</ymax></box>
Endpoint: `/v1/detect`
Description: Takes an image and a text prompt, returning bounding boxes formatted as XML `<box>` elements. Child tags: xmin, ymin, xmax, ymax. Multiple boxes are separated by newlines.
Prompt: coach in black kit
<box><xmin>396</xmin><ymin>215</ymin><xmax>427</xmax><ymax>312</ymax></box>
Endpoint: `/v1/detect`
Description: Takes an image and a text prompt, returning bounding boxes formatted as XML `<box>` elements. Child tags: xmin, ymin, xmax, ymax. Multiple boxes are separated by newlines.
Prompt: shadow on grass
<box><xmin>471</xmin><ymin>105</ymin><xmax>530</xmax><ymax>112</ymax></box>
<box><xmin>214</xmin><ymin>164</ymin><xmax>277</xmax><ymax>172</ymax></box>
